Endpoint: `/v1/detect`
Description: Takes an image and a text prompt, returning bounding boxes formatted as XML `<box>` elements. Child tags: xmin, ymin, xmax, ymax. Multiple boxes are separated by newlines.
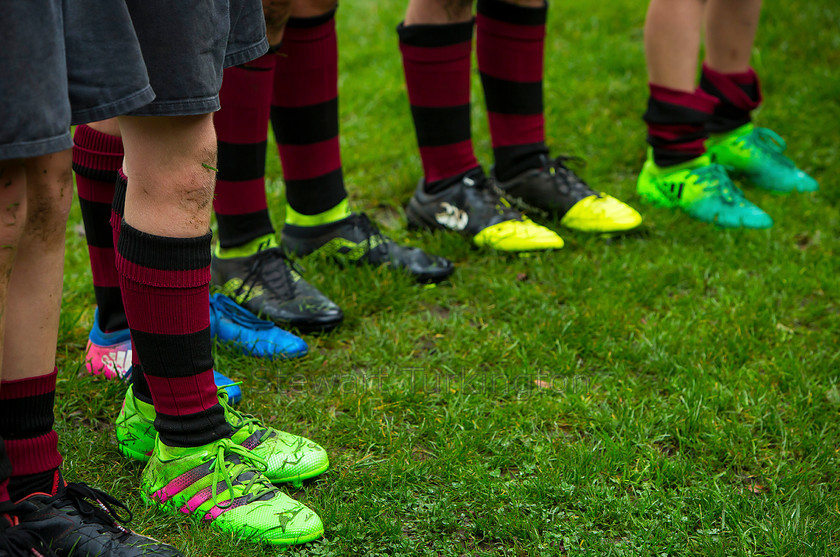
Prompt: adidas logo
<box><xmin>658</xmin><ymin>181</ymin><xmax>685</xmax><ymax>200</ymax></box>
<box><xmin>435</xmin><ymin>202</ymin><xmax>469</xmax><ymax>231</ymax></box>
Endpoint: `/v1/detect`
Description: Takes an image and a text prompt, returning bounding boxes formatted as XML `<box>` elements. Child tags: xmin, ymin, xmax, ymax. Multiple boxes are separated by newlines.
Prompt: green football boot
<box><xmin>116</xmin><ymin>385</ymin><xmax>329</xmax><ymax>486</ymax></box>
<box><xmin>637</xmin><ymin>151</ymin><xmax>772</xmax><ymax>229</ymax></box>
<box><xmin>141</xmin><ymin>437</ymin><xmax>323</xmax><ymax>546</ymax></box>
<box><xmin>706</xmin><ymin>123</ymin><xmax>818</xmax><ymax>193</ymax></box>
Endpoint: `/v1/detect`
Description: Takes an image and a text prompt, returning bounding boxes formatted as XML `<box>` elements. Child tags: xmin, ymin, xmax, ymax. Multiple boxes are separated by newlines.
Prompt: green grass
<box><xmin>55</xmin><ymin>0</ymin><xmax>839</xmax><ymax>555</ymax></box>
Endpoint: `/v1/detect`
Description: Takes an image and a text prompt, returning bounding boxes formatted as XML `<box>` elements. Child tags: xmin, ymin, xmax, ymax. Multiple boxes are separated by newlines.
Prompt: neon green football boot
<box><xmin>637</xmin><ymin>151</ymin><xmax>772</xmax><ymax>229</ymax></box>
<box><xmin>141</xmin><ymin>436</ymin><xmax>323</xmax><ymax>546</ymax></box>
<box><xmin>116</xmin><ymin>385</ymin><xmax>329</xmax><ymax>486</ymax></box>
<box><xmin>706</xmin><ymin>123</ymin><xmax>818</xmax><ymax>193</ymax></box>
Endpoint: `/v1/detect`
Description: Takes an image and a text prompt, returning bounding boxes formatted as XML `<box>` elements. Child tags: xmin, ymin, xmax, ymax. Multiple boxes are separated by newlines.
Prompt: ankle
<box><xmin>215</xmin><ymin>234</ymin><xmax>278</xmax><ymax>259</ymax></box>
<box><xmin>284</xmin><ymin>198</ymin><xmax>350</xmax><ymax>227</ymax></box>
<box><xmin>8</xmin><ymin>469</ymin><xmax>63</xmax><ymax>500</ymax></box>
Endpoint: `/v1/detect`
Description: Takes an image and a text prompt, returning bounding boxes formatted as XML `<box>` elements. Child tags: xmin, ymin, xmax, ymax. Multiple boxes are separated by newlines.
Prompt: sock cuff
<box><xmin>0</xmin><ymin>368</ymin><xmax>58</xmax><ymax>400</ymax></box>
<box><xmin>116</xmin><ymin>222</ymin><xmax>212</xmax><ymax>287</ymax></box>
<box><xmin>648</xmin><ymin>84</ymin><xmax>718</xmax><ymax>114</ymax></box>
<box><xmin>284</xmin><ymin>9</ymin><xmax>336</xmax><ymax>41</ymax></box>
<box><xmin>5</xmin><ymin>433</ymin><xmax>63</xmax><ymax>478</ymax></box>
<box><xmin>701</xmin><ymin>63</ymin><xmax>762</xmax><ymax>111</ymax></box>
<box><xmin>477</xmin><ymin>0</ymin><xmax>547</xmax><ymax>27</ymax></box>
<box><xmin>398</xmin><ymin>20</ymin><xmax>474</xmax><ymax>49</ymax></box>
<box><xmin>72</xmin><ymin>125</ymin><xmax>124</xmax><ymax>182</ymax></box>
<box><xmin>73</xmin><ymin>124</ymin><xmax>124</xmax><ymax>156</ymax></box>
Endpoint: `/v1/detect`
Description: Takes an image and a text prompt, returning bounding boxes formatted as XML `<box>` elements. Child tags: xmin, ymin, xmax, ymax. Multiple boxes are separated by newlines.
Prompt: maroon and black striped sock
<box><xmin>73</xmin><ymin>125</ymin><xmax>127</xmax><ymax>333</ymax></box>
<box><xmin>477</xmin><ymin>0</ymin><xmax>549</xmax><ymax>182</ymax></box>
<box><xmin>0</xmin><ymin>369</ymin><xmax>64</xmax><ymax>500</ymax></box>
<box><xmin>700</xmin><ymin>64</ymin><xmax>762</xmax><ymax>134</ymax></box>
<box><xmin>399</xmin><ymin>20</ymin><xmax>481</xmax><ymax>194</ymax></box>
<box><xmin>271</xmin><ymin>10</ymin><xmax>349</xmax><ymax>217</ymax></box>
<box><xmin>0</xmin><ymin>439</ymin><xmax>11</xmax><ymax>503</ymax></box>
<box><xmin>214</xmin><ymin>53</ymin><xmax>277</xmax><ymax>249</ymax></box>
<box><xmin>116</xmin><ymin>223</ymin><xmax>230</xmax><ymax>447</ymax></box>
<box><xmin>108</xmin><ymin>172</ymin><xmax>150</xmax><ymax>404</ymax></box>
<box><xmin>643</xmin><ymin>84</ymin><xmax>718</xmax><ymax>167</ymax></box>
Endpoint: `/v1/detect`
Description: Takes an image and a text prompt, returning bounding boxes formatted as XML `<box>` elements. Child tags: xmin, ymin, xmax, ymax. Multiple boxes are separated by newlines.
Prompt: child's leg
<box><xmin>477</xmin><ymin>0</ymin><xmax>642</xmax><ymax>234</ymax></box>
<box><xmin>0</xmin><ymin>152</ymin><xmax>183</xmax><ymax>554</ymax></box>
<box><xmin>642</xmin><ymin>0</ymin><xmax>715</xmax><ymax>167</ymax></box>
<box><xmin>274</xmin><ymin>0</ymin><xmax>454</xmax><ymax>282</ymax></box>
<box><xmin>701</xmin><ymin>0</ymin><xmax>816</xmax><ymax>192</ymax></box>
<box><xmin>211</xmin><ymin>50</ymin><xmax>344</xmax><ymax>334</ymax></box>
<box><xmin>3</xmin><ymin>151</ymin><xmax>72</xmax><ymax>382</ymax></box>
<box><xmin>118</xmin><ymin>114</ymin><xmax>231</xmax><ymax>448</ymax></box>
<box><xmin>0</xmin><ymin>160</ymin><xmax>27</xmax><ymax>378</ymax></box>
<box><xmin>213</xmin><ymin>54</ymin><xmax>277</xmax><ymax>252</ymax></box>
<box><xmin>638</xmin><ymin>0</ymin><xmax>771</xmax><ymax>228</ymax></box>
<box><xmin>644</xmin><ymin>0</ymin><xmax>704</xmax><ymax>92</ymax></box>
<box><xmin>401</xmin><ymin>0</ymin><xmax>478</xmax><ymax>193</ymax></box>
<box><xmin>1</xmin><ymin>151</ymin><xmax>72</xmax><ymax>500</ymax></box>
<box><xmin>704</xmin><ymin>0</ymin><xmax>761</xmax><ymax>74</ymax></box>
<box><xmin>477</xmin><ymin>0</ymin><xmax>547</xmax><ymax>182</ymax></box>
<box><xmin>73</xmin><ymin>119</ymin><xmax>127</xmax><ymax>337</ymax></box>
<box><xmin>399</xmin><ymin>0</ymin><xmax>563</xmax><ymax>252</ymax></box>
<box><xmin>274</xmin><ymin>2</ymin><xmax>348</xmax><ymax>228</ymax></box>
<box><xmin>701</xmin><ymin>0</ymin><xmax>762</xmax><ymax>134</ymax></box>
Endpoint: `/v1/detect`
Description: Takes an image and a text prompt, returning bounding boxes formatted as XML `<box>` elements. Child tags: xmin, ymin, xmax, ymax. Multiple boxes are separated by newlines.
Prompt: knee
<box><xmin>449</xmin><ymin>0</ymin><xmax>475</xmax><ymax>14</ymax></box>
<box><xmin>292</xmin><ymin>0</ymin><xmax>337</xmax><ymax>17</ymax></box>
<box><xmin>24</xmin><ymin>166</ymin><xmax>73</xmax><ymax>244</ymax></box>
<box><xmin>0</xmin><ymin>160</ymin><xmax>27</xmax><ymax>244</ymax></box>
<box><xmin>438</xmin><ymin>0</ymin><xmax>474</xmax><ymax>22</ymax></box>
<box><xmin>264</xmin><ymin>0</ymin><xmax>292</xmax><ymax>33</ymax></box>
<box><xmin>176</xmin><ymin>167</ymin><xmax>217</xmax><ymax>216</ymax></box>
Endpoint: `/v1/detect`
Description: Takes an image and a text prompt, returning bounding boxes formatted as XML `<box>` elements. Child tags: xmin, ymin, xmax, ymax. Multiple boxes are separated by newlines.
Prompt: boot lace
<box><xmin>237</xmin><ymin>248</ymin><xmax>302</xmax><ymax>302</ymax></box>
<box><xmin>689</xmin><ymin>164</ymin><xmax>747</xmax><ymax>205</ymax></box>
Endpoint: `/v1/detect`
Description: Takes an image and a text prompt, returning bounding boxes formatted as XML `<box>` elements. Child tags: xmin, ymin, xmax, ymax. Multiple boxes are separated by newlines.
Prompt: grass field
<box><xmin>55</xmin><ymin>0</ymin><xmax>839</xmax><ymax>555</ymax></box>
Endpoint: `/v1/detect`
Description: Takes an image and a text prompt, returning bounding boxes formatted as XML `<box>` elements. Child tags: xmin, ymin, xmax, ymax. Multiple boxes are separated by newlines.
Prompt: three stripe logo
<box><xmin>660</xmin><ymin>181</ymin><xmax>685</xmax><ymax>200</ymax></box>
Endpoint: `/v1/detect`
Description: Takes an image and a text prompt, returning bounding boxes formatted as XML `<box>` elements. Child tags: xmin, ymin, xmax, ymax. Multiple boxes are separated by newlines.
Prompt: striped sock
<box><xmin>477</xmin><ymin>0</ymin><xmax>549</xmax><ymax>182</ymax></box>
<box><xmin>398</xmin><ymin>20</ymin><xmax>480</xmax><ymax>194</ymax></box>
<box><xmin>273</xmin><ymin>10</ymin><xmax>350</xmax><ymax>226</ymax></box>
<box><xmin>700</xmin><ymin>64</ymin><xmax>762</xmax><ymax>134</ymax></box>
<box><xmin>0</xmin><ymin>369</ymin><xmax>63</xmax><ymax>500</ymax></box>
<box><xmin>214</xmin><ymin>53</ymin><xmax>277</xmax><ymax>249</ymax></box>
<box><xmin>116</xmin><ymin>223</ymin><xmax>230</xmax><ymax>447</ymax></box>
<box><xmin>73</xmin><ymin>125</ymin><xmax>127</xmax><ymax>332</ymax></box>
<box><xmin>0</xmin><ymin>439</ymin><xmax>10</xmax><ymax>503</ymax></box>
<box><xmin>644</xmin><ymin>84</ymin><xmax>719</xmax><ymax>167</ymax></box>
<box><xmin>108</xmin><ymin>172</ymin><xmax>152</xmax><ymax>404</ymax></box>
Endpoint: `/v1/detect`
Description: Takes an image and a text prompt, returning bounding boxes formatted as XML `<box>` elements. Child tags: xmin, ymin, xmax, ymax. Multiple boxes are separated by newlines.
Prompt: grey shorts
<box><xmin>125</xmin><ymin>0</ymin><xmax>268</xmax><ymax>116</ymax></box>
<box><xmin>0</xmin><ymin>0</ymin><xmax>154</xmax><ymax>160</ymax></box>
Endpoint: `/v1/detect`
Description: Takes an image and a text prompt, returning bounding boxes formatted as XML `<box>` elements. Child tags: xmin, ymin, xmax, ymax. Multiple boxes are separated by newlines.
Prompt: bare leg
<box><xmin>0</xmin><ymin>160</ymin><xmax>27</xmax><ymax>382</ymax></box>
<box><xmin>405</xmin><ymin>0</ymin><xmax>473</xmax><ymax>25</ymax></box>
<box><xmin>291</xmin><ymin>0</ymin><xmax>335</xmax><ymax>18</ymax></box>
<box><xmin>119</xmin><ymin>115</ymin><xmax>216</xmax><ymax>237</ymax></box>
<box><xmin>264</xmin><ymin>0</ymin><xmax>292</xmax><ymax>45</ymax></box>
<box><xmin>88</xmin><ymin>117</ymin><xmax>121</xmax><ymax>138</ymax></box>
<box><xmin>500</xmin><ymin>0</ymin><xmax>543</xmax><ymax>7</ymax></box>
<box><xmin>704</xmin><ymin>0</ymin><xmax>762</xmax><ymax>73</ymax></box>
<box><xmin>644</xmin><ymin>0</ymin><xmax>705</xmax><ymax>91</ymax></box>
<box><xmin>2</xmin><ymin>151</ymin><xmax>73</xmax><ymax>381</ymax></box>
